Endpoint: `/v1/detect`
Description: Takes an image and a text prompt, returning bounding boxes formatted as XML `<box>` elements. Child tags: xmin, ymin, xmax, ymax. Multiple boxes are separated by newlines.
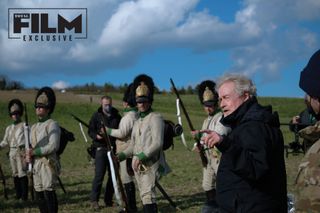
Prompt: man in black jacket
<box><xmin>202</xmin><ymin>74</ymin><xmax>287</xmax><ymax>213</ymax></box>
<box><xmin>88</xmin><ymin>95</ymin><xmax>121</xmax><ymax>210</ymax></box>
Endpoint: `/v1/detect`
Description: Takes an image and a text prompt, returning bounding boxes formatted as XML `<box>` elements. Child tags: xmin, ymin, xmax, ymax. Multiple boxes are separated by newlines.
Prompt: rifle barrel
<box><xmin>155</xmin><ymin>181</ymin><xmax>179</xmax><ymax>210</ymax></box>
<box><xmin>24</xmin><ymin>103</ymin><xmax>34</xmax><ymax>200</ymax></box>
<box><xmin>99</xmin><ymin>113</ymin><xmax>129</xmax><ymax>211</ymax></box>
<box><xmin>170</xmin><ymin>78</ymin><xmax>208</xmax><ymax>167</ymax></box>
<box><xmin>70</xmin><ymin>114</ymin><xmax>90</xmax><ymax>128</ymax></box>
<box><xmin>170</xmin><ymin>79</ymin><xmax>195</xmax><ymax>130</ymax></box>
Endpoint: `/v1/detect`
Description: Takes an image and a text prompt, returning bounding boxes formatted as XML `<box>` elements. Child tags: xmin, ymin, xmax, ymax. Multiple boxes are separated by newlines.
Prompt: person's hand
<box><xmin>132</xmin><ymin>158</ymin><xmax>141</xmax><ymax>172</ymax></box>
<box><xmin>201</xmin><ymin>130</ymin><xmax>222</xmax><ymax>148</ymax></box>
<box><xmin>25</xmin><ymin>149</ymin><xmax>33</xmax><ymax>163</ymax></box>
<box><xmin>100</xmin><ymin>127</ymin><xmax>106</xmax><ymax>134</ymax></box>
<box><xmin>113</xmin><ymin>154</ymin><xmax>119</xmax><ymax>162</ymax></box>
<box><xmin>291</xmin><ymin>115</ymin><xmax>300</xmax><ymax>124</ymax></box>
<box><xmin>96</xmin><ymin>134</ymin><xmax>103</xmax><ymax>140</ymax></box>
<box><xmin>191</xmin><ymin>130</ymin><xmax>200</xmax><ymax>139</ymax></box>
<box><xmin>192</xmin><ymin>143</ymin><xmax>200</xmax><ymax>152</ymax></box>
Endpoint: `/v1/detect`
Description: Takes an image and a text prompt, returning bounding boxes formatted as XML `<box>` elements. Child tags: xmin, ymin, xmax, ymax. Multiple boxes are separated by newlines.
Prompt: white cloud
<box><xmin>0</xmin><ymin>0</ymin><xmax>319</xmax><ymax>84</ymax></box>
<box><xmin>228</xmin><ymin>0</ymin><xmax>320</xmax><ymax>81</ymax></box>
<box><xmin>52</xmin><ymin>80</ymin><xmax>69</xmax><ymax>89</ymax></box>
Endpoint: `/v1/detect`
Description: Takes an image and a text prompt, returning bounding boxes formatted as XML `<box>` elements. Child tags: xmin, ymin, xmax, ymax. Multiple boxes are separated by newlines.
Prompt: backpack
<box><xmin>163</xmin><ymin>120</ymin><xmax>183</xmax><ymax>151</ymax></box>
<box><xmin>57</xmin><ymin>126</ymin><xmax>75</xmax><ymax>156</ymax></box>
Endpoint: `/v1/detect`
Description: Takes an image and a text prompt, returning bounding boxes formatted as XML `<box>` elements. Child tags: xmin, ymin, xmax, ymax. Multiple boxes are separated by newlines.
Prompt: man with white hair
<box><xmin>202</xmin><ymin>74</ymin><xmax>287</xmax><ymax>213</ymax></box>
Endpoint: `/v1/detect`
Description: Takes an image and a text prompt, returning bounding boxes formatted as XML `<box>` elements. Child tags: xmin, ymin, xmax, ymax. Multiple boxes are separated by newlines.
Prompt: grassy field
<box><xmin>0</xmin><ymin>90</ymin><xmax>305</xmax><ymax>212</ymax></box>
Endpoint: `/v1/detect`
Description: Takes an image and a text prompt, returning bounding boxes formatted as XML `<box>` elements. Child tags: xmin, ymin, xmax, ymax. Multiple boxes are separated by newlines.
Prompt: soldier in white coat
<box><xmin>192</xmin><ymin>80</ymin><xmax>230</xmax><ymax>213</ymax></box>
<box><xmin>117</xmin><ymin>74</ymin><xmax>170</xmax><ymax>213</ymax></box>
<box><xmin>106</xmin><ymin>83</ymin><xmax>138</xmax><ymax>212</ymax></box>
<box><xmin>0</xmin><ymin>99</ymin><xmax>28</xmax><ymax>200</ymax></box>
<box><xmin>26</xmin><ymin>87</ymin><xmax>60</xmax><ymax>213</ymax></box>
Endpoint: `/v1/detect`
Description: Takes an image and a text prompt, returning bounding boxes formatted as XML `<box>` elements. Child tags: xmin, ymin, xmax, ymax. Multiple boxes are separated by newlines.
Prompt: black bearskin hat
<box><xmin>122</xmin><ymin>83</ymin><xmax>136</xmax><ymax>107</ymax></box>
<box><xmin>35</xmin><ymin>86</ymin><xmax>56</xmax><ymax>114</ymax></box>
<box><xmin>197</xmin><ymin>80</ymin><xmax>218</xmax><ymax>107</ymax></box>
<box><xmin>8</xmin><ymin>99</ymin><xmax>23</xmax><ymax>116</ymax></box>
<box><xmin>300</xmin><ymin>49</ymin><xmax>320</xmax><ymax>98</ymax></box>
<box><xmin>133</xmin><ymin>74</ymin><xmax>154</xmax><ymax>103</ymax></box>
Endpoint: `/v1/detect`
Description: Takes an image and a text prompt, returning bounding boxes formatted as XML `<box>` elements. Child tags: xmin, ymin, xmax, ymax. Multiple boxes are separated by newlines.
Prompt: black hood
<box><xmin>221</xmin><ymin>97</ymin><xmax>280</xmax><ymax>129</ymax></box>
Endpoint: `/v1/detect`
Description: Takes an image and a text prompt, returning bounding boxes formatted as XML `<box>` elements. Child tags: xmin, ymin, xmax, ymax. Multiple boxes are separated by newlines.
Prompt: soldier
<box><xmin>26</xmin><ymin>87</ymin><xmax>61</xmax><ymax>213</ymax></box>
<box><xmin>106</xmin><ymin>83</ymin><xmax>138</xmax><ymax>212</ymax></box>
<box><xmin>88</xmin><ymin>95</ymin><xmax>121</xmax><ymax>210</ymax></box>
<box><xmin>117</xmin><ymin>74</ymin><xmax>170</xmax><ymax>213</ymax></box>
<box><xmin>191</xmin><ymin>80</ymin><xmax>230</xmax><ymax>213</ymax></box>
<box><xmin>0</xmin><ymin>99</ymin><xmax>28</xmax><ymax>201</ymax></box>
<box><xmin>295</xmin><ymin>49</ymin><xmax>320</xmax><ymax>212</ymax></box>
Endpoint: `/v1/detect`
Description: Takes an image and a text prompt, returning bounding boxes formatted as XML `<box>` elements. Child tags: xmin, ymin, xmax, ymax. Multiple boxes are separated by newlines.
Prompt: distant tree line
<box><xmin>68</xmin><ymin>82</ymin><xmax>198</xmax><ymax>95</ymax></box>
<box><xmin>0</xmin><ymin>75</ymin><xmax>24</xmax><ymax>90</ymax></box>
<box><xmin>0</xmin><ymin>76</ymin><xmax>199</xmax><ymax>95</ymax></box>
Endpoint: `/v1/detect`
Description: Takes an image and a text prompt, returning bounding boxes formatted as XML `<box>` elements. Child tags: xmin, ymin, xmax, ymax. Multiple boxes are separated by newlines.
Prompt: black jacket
<box><xmin>216</xmin><ymin>97</ymin><xmax>287</xmax><ymax>213</ymax></box>
<box><xmin>88</xmin><ymin>106</ymin><xmax>121</xmax><ymax>149</ymax></box>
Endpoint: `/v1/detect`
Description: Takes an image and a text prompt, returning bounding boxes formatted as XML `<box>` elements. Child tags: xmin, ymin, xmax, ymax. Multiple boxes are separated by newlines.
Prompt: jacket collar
<box><xmin>39</xmin><ymin>116</ymin><xmax>50</xmax><ymax>122</ymax></box>
<box><xmin>221</xmin><ymin>97</ymin><xmax>257</xmax><ymax>128</ymax></box>
<box><xmin>139</xmin><ymin>108</ymin><xmax>153</xmax><ymax>118</ymax></box>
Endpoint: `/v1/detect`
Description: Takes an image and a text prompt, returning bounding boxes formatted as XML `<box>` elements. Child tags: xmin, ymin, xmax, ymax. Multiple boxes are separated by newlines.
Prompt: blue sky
<box><xmin>1</xmin><ymin>0</ymin><xmax>319</xmax><ymax>97</ymax></box>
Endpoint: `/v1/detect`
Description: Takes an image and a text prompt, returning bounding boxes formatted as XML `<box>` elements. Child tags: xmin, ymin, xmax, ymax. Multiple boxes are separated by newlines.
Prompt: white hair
<box><xmin>216</xmin><ymin>74</ymin><xmax>257</xmax><ymax>97</ymax></box>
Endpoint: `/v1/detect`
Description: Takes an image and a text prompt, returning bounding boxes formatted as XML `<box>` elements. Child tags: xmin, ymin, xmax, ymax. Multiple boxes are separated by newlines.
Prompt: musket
<box><xmin>57</xmin><ymin>176</ymin><xmax>67</xmax><ymax>194</ymax></box>
<box><xmin>99</xmin><ymin>113</ymin><xmax>129</xmax><ymax>212</ymax></box>
<box><xmin>71</xmin><ymin>113</ymin><xmax>129</xmax><ymax>212</ymax></box>
<box><xmin>170</xmin><ymin>78</ymin><xmax>208</xmax><ymax>167</ymax></box>
<box><xmin>0</xmin><ymin>164</ymin><xmax>8</xmax><ymax>199</ymax></box>
<box><xmin>155</xmin><ymin>181</ymin><xmax>181</xmax><ymax>211</ymax></box>
<box><xmin>70</xmin><ymin>113</ymin><xmax>89</xmax><ymax>129</ymax></box>
<box><xmin>24</xmin><ymin>103</ymin><xmax>34</xmax><ymax>200</ymax></box>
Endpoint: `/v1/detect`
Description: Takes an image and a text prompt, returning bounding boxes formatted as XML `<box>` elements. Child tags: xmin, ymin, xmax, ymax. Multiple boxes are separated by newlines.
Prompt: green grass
<box><xmin>0</xmin><ymin>92</ymin><xmax>305</xmax><ymax>212</ymax></box>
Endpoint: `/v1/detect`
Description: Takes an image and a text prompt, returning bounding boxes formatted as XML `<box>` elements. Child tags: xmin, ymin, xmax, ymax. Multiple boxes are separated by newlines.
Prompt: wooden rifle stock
<box><xmin>170</xmin><ymin>78</ymin><xmax>208</xmax><ymax>167</ymax></box>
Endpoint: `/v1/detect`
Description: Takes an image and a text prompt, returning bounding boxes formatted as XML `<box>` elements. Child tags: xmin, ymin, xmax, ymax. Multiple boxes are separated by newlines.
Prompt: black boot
<box><xmin>36</xmin><ymin>191</ymin><xmax>48</xmax><ymax>213</ymax></box>
<box><xmin>20</xmin><ymin>176</ymin><xmax>28</xmax><ymax>201</ymax></box>
<box><xmin>44</xmin><ymin>190</ymin><xmax>58</xmax><ymax>213</ymax></box>
<box><xmin>202</xmin><ymin>189</ymin><xmax>219</xmax><ymax>213</ymax></box>
<box><xmin>13</xmin><ymin>176</ymin><xmax>22</xmax><ymax>199</ymax></box>
<box><xmin>124</xmin><ymin>182</ymin><xmax>137</xmax><ymax>212</ymax></box>
<box><xmin>143</xmin><ymin>203</ymin><xmax>158</xmax><ymax>213</ymax></box>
